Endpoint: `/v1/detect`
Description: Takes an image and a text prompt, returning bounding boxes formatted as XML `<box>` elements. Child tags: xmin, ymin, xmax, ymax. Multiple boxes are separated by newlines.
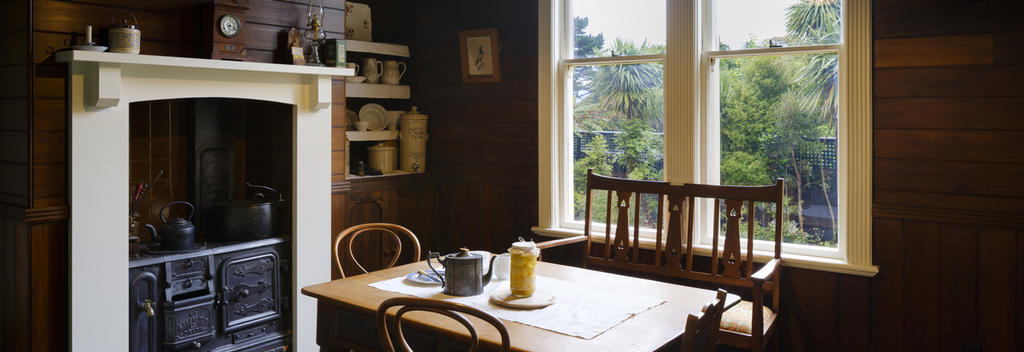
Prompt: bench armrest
<box><xmin>751</xmin><ymin>258</ymin><xmax>781</xmax><ymax>283</ymax></box>
<box><xmin>536</xmin><ymin>235</ymin><xmax>588</xmax><ymax>250</ymax></box>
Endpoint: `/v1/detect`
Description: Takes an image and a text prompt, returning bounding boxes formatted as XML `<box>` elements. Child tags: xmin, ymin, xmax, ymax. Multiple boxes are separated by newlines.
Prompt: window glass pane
<box><xmin>570</xmin><ymin>0</ymin><xmax>666</xmax><ymax>58</ymax></box>
<box><xmin>718</xmin><ymin>53</ymin><xmax>838</xmax><ymax>247</ymax></box>
<box><xmin>715</xmin><ymin>0</ymin><xmax>841</xmax><ymax>50</ymax></box>
<box><xmin>572</xmin><ymin>63</ymin><xmax>665</xmax><ymax>228</ymax></box>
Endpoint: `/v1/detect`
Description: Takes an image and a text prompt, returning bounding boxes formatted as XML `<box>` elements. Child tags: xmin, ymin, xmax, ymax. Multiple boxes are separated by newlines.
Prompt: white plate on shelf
<box><xmin>71</xmin><ymin>44</ymin><xmax>107</xmax><ymax>52</ymax></box>
<box><xmin>345</xmin><ymin>2</ymin><xmax>373</xmax><ymax>41</ymax></box>
<box><xmin>358</xmin><ymin>103</ymin><xmax>388</xmax><ymax>131</ymax></box>
<box><xmin>405</xmin><ymin>269</ymin><xmax>444</xmax><ymax>285</ymax></box>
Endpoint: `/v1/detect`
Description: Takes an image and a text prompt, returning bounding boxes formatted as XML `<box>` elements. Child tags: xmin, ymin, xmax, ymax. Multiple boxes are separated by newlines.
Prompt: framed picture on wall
<box><xmin>459</xmin><ymin>28</ymin><xmax>501</xmax><ymax>83</ymax></box>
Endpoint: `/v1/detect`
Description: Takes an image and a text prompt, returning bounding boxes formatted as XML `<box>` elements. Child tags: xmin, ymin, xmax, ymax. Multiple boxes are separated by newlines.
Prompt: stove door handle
<box><xmin>141</xmin><ymin>299</ymin><xmax>156</xmax><ymax>317</ymax></box>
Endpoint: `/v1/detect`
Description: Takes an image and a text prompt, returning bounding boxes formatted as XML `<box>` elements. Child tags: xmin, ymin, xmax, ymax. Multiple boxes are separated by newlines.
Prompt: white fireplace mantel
<box><xmin>56</xmin><ymin>51</ymin><xmax>352</xmax><ymax>351</ymax></box>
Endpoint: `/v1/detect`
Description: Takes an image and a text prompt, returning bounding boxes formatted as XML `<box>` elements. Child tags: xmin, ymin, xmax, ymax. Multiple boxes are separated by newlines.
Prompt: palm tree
<box><xmin>785</xmin><ymin>0</ymin><xmax>841</xmax><ymax>128</ymax></box>
<box><xmin>591</xmin><ymin>39</ymin><xmax>664</xmax><ymax>130</ymax></box>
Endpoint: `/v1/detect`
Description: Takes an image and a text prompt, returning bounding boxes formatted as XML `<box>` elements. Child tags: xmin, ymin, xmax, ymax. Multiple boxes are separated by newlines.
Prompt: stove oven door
<box><xmin>219</xmin><ymin>251</ymin><xmax>281</xmax><ymax>333</ymax></box>
<box><xmin>129</xmin><ymin>268</ymin><xmax>159</xmax><ymax>352</ymax></box>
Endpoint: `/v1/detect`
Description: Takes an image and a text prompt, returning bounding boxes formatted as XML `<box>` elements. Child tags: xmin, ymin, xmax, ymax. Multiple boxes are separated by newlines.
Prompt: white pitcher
<box><xmin>381</xmin><ymin>60</ymin><xmax>407</xmax><ymax>85</ymax></box>
<box><xmin>362</xmin><ymin>58</ymin><xmax>383</xmax><ymax>84</ymax></box>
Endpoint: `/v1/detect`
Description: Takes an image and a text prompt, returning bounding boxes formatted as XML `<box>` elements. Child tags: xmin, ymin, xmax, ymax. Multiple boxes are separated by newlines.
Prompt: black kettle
<box><xmin>145</xmin><ymin>201</ymin><xmax>196</xmax><ymax>250</ymax></box>
<box><xmin>427</xmin><ymin>249</ymin><xmax>497</xmax><ymax>296</ymax></box>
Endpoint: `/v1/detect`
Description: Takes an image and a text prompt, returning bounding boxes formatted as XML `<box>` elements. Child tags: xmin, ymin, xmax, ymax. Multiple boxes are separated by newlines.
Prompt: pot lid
<box><xmin>164</xmin><ymin>217</ymin><xmax>191</xmax><ymax>226</ymax></box>
<box><xmin>447</xmin><ymin>248</ymin><xmax>479</xmax><ymax>260</ymax></box>
<box><xmin>217</xmin><ymin>197</ymin><xmax>276</xmax><ymax>206</ymax></box>
<box><xmin>400</xmin><ymin>106</ymin><xmax>428</xmax><ymax>121</ymax></box>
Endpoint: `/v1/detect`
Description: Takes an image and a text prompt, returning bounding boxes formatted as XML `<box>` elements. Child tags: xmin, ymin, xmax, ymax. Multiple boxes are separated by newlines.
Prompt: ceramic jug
<box><xmin>427</xmin><ymin>249</ymin><xmax>496</xmax><ymax>296</ymax></box>
<box><xmin>381</xmin><ymin>60</ymin><xmax>407</xmax><ymax>85</ymax></box>
<box><xmin>362</xmin><ymin>58</ymin><xmax>383</xmax><ymax>84</ymax></box>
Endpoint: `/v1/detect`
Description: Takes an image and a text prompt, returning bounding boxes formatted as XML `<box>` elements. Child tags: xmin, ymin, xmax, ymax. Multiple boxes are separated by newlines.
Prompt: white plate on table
<box><xmin>405</xmin><ymin>269</ymin><xmax>444</xmax><ymax>285</ymax></box>
<box><xmin>358</xmin><ymin>103</ymin><xmax>388</xmax><ymax>131</ymax></box>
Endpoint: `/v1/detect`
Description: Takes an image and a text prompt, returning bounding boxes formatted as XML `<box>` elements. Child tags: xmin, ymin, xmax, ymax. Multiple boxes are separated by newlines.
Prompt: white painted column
<box><xmin>292</xmin><ymin>100</ymin><xmax>332</xmax><ymax>351</ymax></box>
<box><xmin>69</xmin><ymin>61</ymin><xmax>130</xmax><ymax>351</ymax></box>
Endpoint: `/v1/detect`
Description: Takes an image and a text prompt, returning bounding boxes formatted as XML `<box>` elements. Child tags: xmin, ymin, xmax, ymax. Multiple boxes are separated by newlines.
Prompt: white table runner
<box><xmin>368</xmin><ymin>275</ymin><xmax>666</xmax><ymax>339</ymax></box>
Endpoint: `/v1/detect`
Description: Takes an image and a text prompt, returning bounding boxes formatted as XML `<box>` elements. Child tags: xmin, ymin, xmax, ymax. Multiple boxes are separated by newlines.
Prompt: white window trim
<box><xmin>536</xmin><ymin>0</ymin><xmax>877</xmax><ymax>277</ymax></box>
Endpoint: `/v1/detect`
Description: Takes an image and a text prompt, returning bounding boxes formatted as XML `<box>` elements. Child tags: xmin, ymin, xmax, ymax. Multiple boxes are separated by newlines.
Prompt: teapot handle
<box><xmin>159</xmin><ymin>201</ymin><xmax>195</xmax><ymax>224</ymax></box>
<box><xmin>427</xmin><ymin>251</ymin><xmax>445</xmax><ymax>288</ymax></box>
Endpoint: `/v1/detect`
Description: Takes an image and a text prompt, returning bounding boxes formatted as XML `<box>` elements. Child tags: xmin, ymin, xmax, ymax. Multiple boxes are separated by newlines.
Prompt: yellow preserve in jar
<box><xmin>509</xmin><ymin>241</ymin><xmax>539</xmax><ymax>297</ymax></box>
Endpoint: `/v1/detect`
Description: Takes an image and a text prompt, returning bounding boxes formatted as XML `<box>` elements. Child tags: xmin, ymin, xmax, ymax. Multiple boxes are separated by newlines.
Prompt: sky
<box><xmin>571</xmin><ymin>0</ymin><xmax>796</xmax><ymax>53</ymax></box>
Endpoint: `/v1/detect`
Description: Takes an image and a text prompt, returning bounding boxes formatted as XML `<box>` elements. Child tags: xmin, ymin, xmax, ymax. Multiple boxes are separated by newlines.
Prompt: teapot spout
<box><xmin>482</xmin><ymin>255</ymin><xmax>498</xmax><ymax>286</ymax></box>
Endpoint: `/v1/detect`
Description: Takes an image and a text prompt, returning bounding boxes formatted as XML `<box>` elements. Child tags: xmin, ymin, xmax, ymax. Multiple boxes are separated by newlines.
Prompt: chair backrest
<box><xmin>580</xmin><ymin>169</ymin><xmax>784</xmax><ymax>288</ymax></box>
<box><xmin>377</xmin><ymin>297</ymin><xmax>511</xmax><ymax>352</ymax></box>
<box><xmin>681</xmin><ymin>289</ymin><xmax>728</xmax><ymax>352</ymax></box>
<box><xmin>333</xmin><ymin>223</ymin><xmax>421</xmax><ymax>278</ymax></box>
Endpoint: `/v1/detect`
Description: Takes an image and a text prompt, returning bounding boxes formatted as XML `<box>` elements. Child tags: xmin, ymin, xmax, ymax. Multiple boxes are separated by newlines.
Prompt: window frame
<box><xmin>536</xmin><ymin>0</ymin><xmax>878</xmax><ymax>276</ymax></box>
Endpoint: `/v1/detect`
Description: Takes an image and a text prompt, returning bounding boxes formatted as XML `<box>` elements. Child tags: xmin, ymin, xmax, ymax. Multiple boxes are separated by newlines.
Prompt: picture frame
<box><xmin>459</xmin><ymin>28</ymin><xmax>501</xmax><ymax>83</ymax></box>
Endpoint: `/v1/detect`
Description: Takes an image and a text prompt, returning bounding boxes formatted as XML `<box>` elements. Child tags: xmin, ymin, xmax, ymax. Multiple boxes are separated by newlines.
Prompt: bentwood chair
<box><xmin>681</xmin><ymin>289</ymin><xmax>728</xmax><ymax>352</ymax></box>
<box><xmin>333</xmin><ymin>223</ymin><xmax>421</xmax><ymax>278</ymax></box>
<box><xmin>539</xmin><ymin>169</ymin><xmax>784</xmax><ymax>352</ymax></box>
<box><xmin>377</xmin><ymin>297</ymin><xmax>511</xmax><ymax>352</ymax></box>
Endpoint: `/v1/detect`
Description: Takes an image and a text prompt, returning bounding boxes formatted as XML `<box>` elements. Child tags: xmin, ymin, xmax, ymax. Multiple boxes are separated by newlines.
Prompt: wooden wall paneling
<box><xmin>871</xmin><ymin>218</ymin><xmax>904</xmax><ymax>351</ymax></box>
<box><xmin>779</xmin><ymin>267</ymin><xmax>810</xmax><ymax>352</ymax></box>
<box><xmin>874</xmin><ymin>159</ymin><xmax>1024</xmax><ymax>199</ymax></box>
<box><xmin>29</xmin><ymin>222</ymin><xmax>68</xmax><ymax>352</ymax></box>
<box><xmin>0</xmin><ymin>65</ymin><xmax>28</xmax><ymax>97</ymax></box>
<box><xmin>0</xmin><ymin>32</ymin><xmax>28</xmax><ymax>65</ymax></box>
<box><xmin>0</xmin><ymin>98</ymin><xmax>29</xmax><ymax>131</ymax></box>
<box><xmin>330</xmin><ymin>192</ymin><xmax>346</xmax><ymax>279</ymax></box>
<box><xmin>874</xmin><ymin>97</ymin><xmax>1024</xmax><ymax>131</ymax></box>
<box><xmin>805</xmin><ymin>269</ymin><xmax>837</xmax><ymax>350</ymax></box>
<box><xmin>938</xmin><ymin>224</ymin><xmax>978</xmax><ymax>352</ymax></box>
<box><xmin>874</xmin><ymin>34</ymin><xmax>993</xmax><ymax>68</ymax></box>
<box><xmin>994</xmin><ymin>32</ymin><xmax>1024</xmax><ymax>64</ymax></box>
<box><xmin>874</xmin><ymin>130</ymin><xmax>1024</xmax><ymax>164</ymax></box>
<box><xmin>32</xmin><ymin>0</ymin><xmax>199</xmax><ymax>43</ymax></box>
<box><xmin>873</xmin><ymin>2</ymin><xmax>1024</xmax><ymax>39</ymax></box>
<box><xmin>977</xmin><ymin>227</ymin><xmax>1017</xmax><ymax>351</ymax></box>
<box><xmin>901</xmin><ymin>221</ymin><xmax>940</xmax><ymax>351</ymax></box>
<box><xmin>834</xmin><ymin>275</ymin><xmax>870</xmax><ymax>352</ymax></box>
<box><xmin>874</xmin><ymin>65</ymin><xmax>1024</xmax><ymax>98</ymax></box>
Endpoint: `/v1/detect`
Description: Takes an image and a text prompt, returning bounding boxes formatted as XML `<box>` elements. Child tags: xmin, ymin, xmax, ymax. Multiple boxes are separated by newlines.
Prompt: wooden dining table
<box><xmin>301</xmin><ymin>260</ymin><xmax>740</xmax><ymax>352</ymax></box>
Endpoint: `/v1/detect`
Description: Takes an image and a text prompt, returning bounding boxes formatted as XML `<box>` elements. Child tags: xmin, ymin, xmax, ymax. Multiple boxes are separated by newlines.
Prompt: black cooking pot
<box><xmin>211</xmin><ymin>183</ymin><xmax>283</xmax><ymax>241</ymax></box>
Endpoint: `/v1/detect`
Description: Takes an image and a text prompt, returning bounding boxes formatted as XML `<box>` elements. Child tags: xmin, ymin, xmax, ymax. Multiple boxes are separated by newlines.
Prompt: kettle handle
<box><xmin>427</xmin><ymin>251</ymin><xmax>445</xmax><ymax>288</ymax></box>
<box><xmin>144</xmin><ymin>224</ymin><xmax>159</xmax><ymax>241</ymax></box>
<box><xmin>110</xmin><ymin>10</ymin><xmax>138</xmax><ymax>27</ymax></box>
<box><xmin>159</xmin><ymin>201</ymin><xmax>195</xmax><ymax>224</ymax></box>
<box><xmin>246</xmin><ymin>182</ymin><xmax>283</xmax><ymax>202</ymax></box>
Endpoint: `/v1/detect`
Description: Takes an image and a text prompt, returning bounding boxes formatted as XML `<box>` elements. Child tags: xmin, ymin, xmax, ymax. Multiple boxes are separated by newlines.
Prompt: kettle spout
<box><xmin>482</xmin><ymin>255</ymin><xmax>498</xmax><ymax>286</ymax></box>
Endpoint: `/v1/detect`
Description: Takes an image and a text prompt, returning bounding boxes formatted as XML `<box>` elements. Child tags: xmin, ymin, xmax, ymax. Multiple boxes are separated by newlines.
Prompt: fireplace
<box><xmin>57</xmin><ymin>51</ymin><xmax>351</xmax><ymax>351</ymax></box>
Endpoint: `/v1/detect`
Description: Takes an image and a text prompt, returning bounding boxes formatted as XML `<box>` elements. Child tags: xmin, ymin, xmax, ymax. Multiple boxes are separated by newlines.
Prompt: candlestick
<box><xmin>86</xmin><ymin>25</ymin><xmax>92</xmax><ymax>44</ymax></box>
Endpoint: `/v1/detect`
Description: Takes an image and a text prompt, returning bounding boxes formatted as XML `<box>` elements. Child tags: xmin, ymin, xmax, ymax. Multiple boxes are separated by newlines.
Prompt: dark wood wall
<box><xmin>1</xmin><ymin>0</ymin><xmax>32</xmax><ymax>350</ymax></box>
<box><xmin>1</xmin><ymin>0</ymin><xmax>350</xmax><ymax>350</ymax></box>
<box><xmin>393</xmin><ymin>0</ymin><xmax>540</xmax><ymax>254</ymax></box>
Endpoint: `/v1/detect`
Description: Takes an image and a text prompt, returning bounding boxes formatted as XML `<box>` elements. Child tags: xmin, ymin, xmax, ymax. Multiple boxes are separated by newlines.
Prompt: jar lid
<box><xmin>509</xmin><ymin>240</ymin><xmax>539</xmax><ymax>256</ymax></box>
<box><xmin>400</xmin><ymin>106</ymin><xmax>428</xmax><ymax>121</ymax></box>
<box><xmin>367</xmin><ymin>143</ymin><xmax>395</xmax><ymax>151</ymax></box>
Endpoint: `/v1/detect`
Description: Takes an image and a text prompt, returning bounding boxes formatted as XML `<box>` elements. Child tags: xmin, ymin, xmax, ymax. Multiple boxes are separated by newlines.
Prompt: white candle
<box><xmin>86</xmin><ymin>25</ymin><xmax>92</xmax><ymax>44</ymax></box>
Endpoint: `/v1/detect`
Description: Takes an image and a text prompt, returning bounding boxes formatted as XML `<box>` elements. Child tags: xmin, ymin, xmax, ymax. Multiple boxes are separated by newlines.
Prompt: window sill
<box><xmin>531</xmin><ymin>226</ymin><xmax>879</xmax><ymax>277</ymax></box>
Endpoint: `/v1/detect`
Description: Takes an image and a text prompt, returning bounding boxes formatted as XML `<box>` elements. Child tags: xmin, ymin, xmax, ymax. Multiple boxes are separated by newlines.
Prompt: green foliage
<box><xmin>721</xmin><ymin>151</ymin><xmax>770</xmax><ymax>186</ymax></box>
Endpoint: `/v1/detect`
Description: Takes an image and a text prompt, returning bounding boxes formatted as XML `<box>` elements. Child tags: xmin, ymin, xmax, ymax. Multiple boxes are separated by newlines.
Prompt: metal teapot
<box><xmin>427</xmin><ymin>248</ymin><xmax>497</xmax><ymax>296</ymax></box>
<box><xmin>145</xmin><ymin>201</ymin><xmax>196</xmax><ymax>250</ymax></box>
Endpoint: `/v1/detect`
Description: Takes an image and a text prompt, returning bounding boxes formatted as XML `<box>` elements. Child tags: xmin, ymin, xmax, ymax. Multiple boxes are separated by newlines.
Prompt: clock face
<box><xmin>219</xmin><ymin>14</ymin><xmax>242</xmax><ymax>38</ymax></box>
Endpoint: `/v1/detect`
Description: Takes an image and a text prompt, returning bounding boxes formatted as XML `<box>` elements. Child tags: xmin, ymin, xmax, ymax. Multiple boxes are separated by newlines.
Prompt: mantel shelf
<box><xmin>54</xmin><ymin>50</ymin><xmax>353</xmax><ymax>109</ymax></box>
<box><xmin>346</xmin><ymin>40</ymin><xmax>410</xmax><ymax>57</ymax></box>
<box><xmin>55</xmin><ymin>50</ymin><xmax>356</xmax><ymax>76</ymax></box>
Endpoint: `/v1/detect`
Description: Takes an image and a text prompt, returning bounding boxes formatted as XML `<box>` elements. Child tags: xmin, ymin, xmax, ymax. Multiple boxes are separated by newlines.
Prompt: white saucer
<box><xmin>405</xmin><ymin>270</ymin><xmax>444</xmax><ymax>285</ymax></box>
<box><xmin>71</xmin><ymin>45</ymin><xmax>107</xmax><ymax>52</ymax></box>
